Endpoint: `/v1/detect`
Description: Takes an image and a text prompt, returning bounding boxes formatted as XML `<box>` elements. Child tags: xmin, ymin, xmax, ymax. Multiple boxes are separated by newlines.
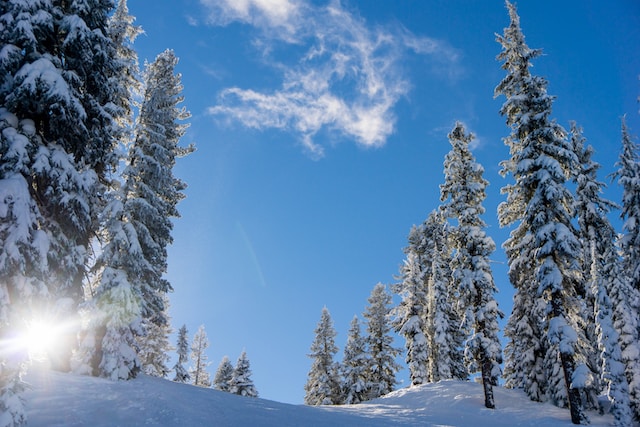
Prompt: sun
<box><xmin>20</xmin><ymin>319</ymin><xmax>57</xmax><ymax>359</ymax></box>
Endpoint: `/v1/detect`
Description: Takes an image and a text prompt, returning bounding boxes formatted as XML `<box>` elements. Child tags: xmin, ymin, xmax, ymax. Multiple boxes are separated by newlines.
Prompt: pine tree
<box><xmin>1</xmin><ymin>1</ymin><xmax>123</xmax><ymax>422</ymax></box>
<box><xmin>304</xmin><ymin>307</ymin><xmax>341</xmax><ymax>405</ymax></box>
<box><xmin>612</xmin><ymin>118</ymin><xmax>640</xmax><ymax>293</ymax></box>
<box><xmin>424</xmin><ymin>212</ymin><xmax>467</xmax><ymax>383</ymax></box>
<box><xmin>610</xmin><ymin>119</ymin><xmax>640</xmax><ymax>420</ymax></box>
<box><xmin>190</xmin><ymin>325</ymin><xmax>211</xmax><ymax>387</ymax></box>
<box><xmin>172</xmin><ymin>324</ymin><xmax>190</xmax><ymax>383</ymax></box>
<box><xmin>125</xmin><ymin>48</ymin><xmax>193</xmax><ymax>329</ymax></box>
<box><xmin>341</xmin><ymin>316</ymin><xmax>369</xmax><ymax>404</ymax></box>
<box><xmin>213</xmin><ymin>356</ymin><xmax>234</xmax><ymax>392</ymax></box>
<box><xmin>440</xmin><ymin>122</ymin><xmax>503</xmax><ymax>409</ymax></box>
<box><xmin>230</xmin><ymin>351</ymin><xmax>258</xmax><ymax>398</ymax></box>
<box><xmin>138</xmin><ymin>297</ymin><xmax>173</xmax><ymax>378</ymax></box>
<box><xmin>495</xmin><ymin>2</ymin><xmax>587</xmax><ymax>423</ymax></box>
<box><xmin>363</xmin><ymin>284</ymin><xmax>401</xmax><ymax>400</ymax></box>
<box><xmin>570</xmin><ymin>123</ymin><xmax>626</xmax><ymax>414</ymax></box>
<box><xmin>392</xmin><ymin>251</ymin><xmax>428</xmax><ymax>386</ymax></box>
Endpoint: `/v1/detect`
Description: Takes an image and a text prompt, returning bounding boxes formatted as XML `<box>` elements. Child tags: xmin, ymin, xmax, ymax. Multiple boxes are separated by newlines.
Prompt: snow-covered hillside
<box><xmin>23</xmin><ymin>363</ymin><xmax>619</xmax><ymax>426</ymax></box>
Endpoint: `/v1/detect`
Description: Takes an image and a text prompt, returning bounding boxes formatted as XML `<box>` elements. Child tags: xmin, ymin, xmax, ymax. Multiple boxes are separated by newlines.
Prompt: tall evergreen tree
<box><xmin>363</xmin><ymin>284</ymin><xmax>401</xmax><ymax>400</ymax></box>
<box><xmin>571</xmin><ymin>124</ymin><xmax>634</xmax><ymax>425</ymax></box>
<box><xmin>610</xmin><ymin>119</ymin><xmax>640</xmax><ymax>419</ymax></box>
<box><xmin>190</xmin><ymin>325</ymin><xmax>211</xmax><ymax>387</ymax></box>
<box><xmin>612</xmin><ymin>118</ymin><xmax>640</xmax><ymax>293</ymax></box>
<box><xmin>392</xmin><ymin>251</ymin><xmax>428</xmax><ymax>386</ymax></box>
<box><xmin>213</xmin><ymin>356</ymin><xmax>234</xmax><ymax>392</ymax></box>
<box><xmin>423</xmin><ymin>212</ymin><xmax>467</xmax><ymax>383</ymax></box>
<box><xmin>495</xmin><ymin>2</ymin><xmax>587</xmax><ymax>423</ymax></box>
<box><xmin>125</xmin><ymin>48</ymin><xmax>193</xmax><ymax>329</ymax></box>
<box><xmin>570</xmin><ymin>123</ymin><xmax>624</xmax><ymax>411</ymax></box>
<box><xmin>440</xmin><ymin>122</ymin><xmax>503</xmax><ymax>409</ymax></box>
<box><xmin>172</xmin><ymin>324</ymin><xmax>190</xmax><ymax>383</ymax></box>
<box><xmin>341</xmin><ymin>316</ymin><xmax>369</xmax><ymax>404</ymax></box>
<box><xmin>230</xmin><ymin>351</ymin><xmax>258</xmax><ymax>398</ymax></box>
<box><xmin>1</xmin><ymin>0</ymin><xmax>123</xmax><ymax>422</ymax></box>
<box><xmin>304</xmin><ymin>307</ymin><xmax>341</xmax><ymax>405</ymax></box>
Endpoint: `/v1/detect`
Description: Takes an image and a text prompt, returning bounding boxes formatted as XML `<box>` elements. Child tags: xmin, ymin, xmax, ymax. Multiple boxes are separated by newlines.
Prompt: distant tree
<box><xmin>213</xmin><ymin>356</ymin><xmax>234</xmax><ymax>392</ymax></box>
<box><xmin>440</xmin><ymin>122</ymin><xmax>503</xmax><ymax>409</ymax></box>
<box><xmin>230</xmin><ymin>351</ymin><xmax>258</xmax><ymax>398</ymax></box>
<box><xmin>172</xmin><ymin>325</ymin><xmax>190</xmax><ymax>383</ymax></box>
<box><xmin>495</xmin><ymin>2</ymin><xmax>587</xmax><ymax>423</ymax></box>
<box><xmin>363</xmin><ymin>284</ymin><xmax>401</xmax><ymax>400</ymax></box>
<box><xmin>305</xmin><ymin>307</ymin><xmax>341</xmax><ymax>405</ymax></box>
<box><xmin>392</xmin><ymin>251</ymin><xmax>428</xmax><ymax>386</ymax></box>
<box><xmin>190</xmin><ymin>325</ymin><xmax>211</xmax><ymax>387</ymax></box>
<box><xmin>341</xmin><ymin>316</ymin><xmax>369</xmax><ymax>404</ymax></box>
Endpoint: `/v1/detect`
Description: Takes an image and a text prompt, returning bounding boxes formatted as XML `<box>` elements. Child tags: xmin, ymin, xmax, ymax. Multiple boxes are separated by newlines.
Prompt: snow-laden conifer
<box><xmin>392</xmin><ymin>251</ymin><xmax>428</xmax><ymax>386</ymax></box>
<box><xmin>571</xmin><ymin>123</ymin><xmax>634</xmax><ymax>425</ymax></box>
<box><xmin>172</xmin><ymin>325</ymin><xmax>190</xmax><ymax>383</ymax></box>
<box><xmin>1</xmin><ymin>0</ymin><xmax>123</xmax><ymax>421</ymax></box>
<box><xmin>424</xmin><ymin>213</ymin><xmax>467</xmax><ymax>383</ymax></box>
<box><xmin>495</xmin><ymin>2</ymin><xmax>587</xmax><ymax>423</ymax></box>
<box><xmin>138</xmin><ymin>296</ymin><xmax>173</xmax><ymax>378</ymax></box>
<box><xmin>125</xmin><ymin>49</ymin><xmax>193</xmax><ymax>328</ymax></box>
<box><xmin>190</xmin><ymin>325</ymin><xmax>211</xmax><ymax>387</ymax></box>
<box><xmin>230</xmin><ymin>351</ymin><xmax>258</xmax><ymax>398</ymax></box>
<box><xmin>440</xmin><ymin>122</ymin><xmax>503</xmax><ymax>409</ymax></box>
<box><xmin>304</xmin><ymin>307</ymin><xmax>341</xmax><ymax>405</ymax></box>
<box><xmin>573</xmin><ymin>121</ymin><xmax>638</xmax><ymax>425</ymax></box>
<box><xmin>341</xmin><ymin>316</ymin><xmax>369</xmax><ymax>404</ymax></box>
<box><xmin>610</xmin><ymin>119</ymin><xmax>640</xmax><ymax>420</ymax></box>
<box><xmin>612</xmin><ymin>118</ymin><xmax>640</xmax><ymax>293</ymax></box>
<box><xmin>363</xmin><ymin>284</ymin><xmax>401</xmax><ymax>400</ymax></box>
<box><xmin>213</xmin><ymin>356</ymin><xmax>234</xmax><ymax>392</ymax></box>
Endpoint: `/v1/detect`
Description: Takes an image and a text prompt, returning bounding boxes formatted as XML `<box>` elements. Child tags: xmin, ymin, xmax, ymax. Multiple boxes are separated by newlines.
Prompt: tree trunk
<box><xmin>481</xmin><ymin>357</ymin><xmax>496</xmax><ymax>409</ymax></box>
<box><xmin>560</xmin><ymin>351</ymin><xmax>586</xmax><ymax>424</ymax></box>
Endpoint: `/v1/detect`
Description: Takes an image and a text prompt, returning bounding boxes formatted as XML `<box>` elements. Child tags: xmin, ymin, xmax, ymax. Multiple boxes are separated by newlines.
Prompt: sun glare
<box><xmin>20</xmin><ymin>320</ymin><xmax>57</xmax><ymax>358</ymax></box>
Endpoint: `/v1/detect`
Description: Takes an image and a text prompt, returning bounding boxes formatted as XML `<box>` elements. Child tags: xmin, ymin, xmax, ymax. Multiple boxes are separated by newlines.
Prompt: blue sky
<box><xmin>128</xmin><ymin>0</ymin><xmax>640</xmax><ymax>404</ymax></box>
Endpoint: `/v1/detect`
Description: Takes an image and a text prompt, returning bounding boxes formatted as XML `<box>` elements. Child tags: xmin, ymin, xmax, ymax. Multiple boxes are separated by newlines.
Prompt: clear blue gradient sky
<box><xmin>128</xmin><ymin>0</ymin><xmax>640</xmax><ymax>404</ymax></box>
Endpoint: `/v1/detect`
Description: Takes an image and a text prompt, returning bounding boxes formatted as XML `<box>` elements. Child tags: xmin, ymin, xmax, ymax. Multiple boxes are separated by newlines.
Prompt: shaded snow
<box><xmin>23</xmin><ymin>362</ymin><xmax>622</xmax><ymax>426</ymax></box>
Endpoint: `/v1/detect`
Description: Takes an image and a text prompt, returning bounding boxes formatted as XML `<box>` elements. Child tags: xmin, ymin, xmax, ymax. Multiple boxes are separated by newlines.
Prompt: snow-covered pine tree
<box><xmin>125</xmin><ymin>48</ymin><xmax>193</xmax><ymax>330</ymax></box>
<box><xmin>1</xmin><ymin>0</ymin><xmax>124</xmax><ymax>422</ymax></box>
<box><xmin>213</xmin><ymin>356</ymin><xmax>234</xmax><ymax>392</ymax></box>
<box><xmin>363</xmin><ymin>284</ymin><xmax>401</xmax><ymax>400</ymax></box>
<box><xmin>138</xmin><ymin>296</ymin><xmax>173</xmax><ymax>378</ymax></box>
<box><xmin>423</xmin><ymin>212</ymin><xmax>467</xmax><ymax>383</ymax></box>
<box><xmin>610</xmin><ymin>118</ymin><xmax>640</xmax><ymax>420</ymax></box>
<box><xmin>230</xmin><ymin>351</ymin><xmax>258</xmax><ymax>398</ymax></box>
<box><xmin>612</xmin><ymin>118</ymin><xmax>640</xmax><ymax>293</ymax></box>
<box><xmin>304</xmin><ymin>307</ymin><xmax>341</xmax><ymax>405</ymax></box>
<box><xmin>571</xmin><ymin>124</ymin><xmax>634</xmax><ymax>426</ymax></box>
<box><xmin>392</xmin><ymin>251</ymin><xmax>428</xmax><ymax>386</ymax></box>
<box><xmin>341</xmin><ymin>316</ymin><xmax>369</xmax><ymax>404</ymax></box>
<box><xmin>172</xmin><ymin>324</ymin><xmax>190</xmax><ymax>383</ymax></box>
<box><xmin>190</xmin><ymin>325</ymin><xmax>211</xmax><ymax>387</ymax></box>
<box><xmin>439</xmin><ymin>122</ymin><xmax>503</xmax><ymax>409</ymax></box>
<box><xmin>495</xmin><ymin>2</ymin><xmax>587</xmax><ymax>423</ymax></box>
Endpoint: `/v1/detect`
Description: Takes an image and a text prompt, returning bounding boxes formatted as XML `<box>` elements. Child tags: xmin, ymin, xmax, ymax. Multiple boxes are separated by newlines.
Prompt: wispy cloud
<box><xmin>201</xmin><ymin>0</ymin><xmax>461</xmax><ymax>156</ymax></box>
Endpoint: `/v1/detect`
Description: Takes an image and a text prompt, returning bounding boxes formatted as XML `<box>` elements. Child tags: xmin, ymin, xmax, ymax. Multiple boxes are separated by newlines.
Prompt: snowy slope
<box><xmin>24</xmin><ymin>363</ymin><xmax>618</xmax><ymax>426</ymax></box>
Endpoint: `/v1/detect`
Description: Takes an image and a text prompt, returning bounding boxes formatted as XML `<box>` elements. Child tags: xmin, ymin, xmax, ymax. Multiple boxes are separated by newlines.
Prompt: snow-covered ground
<box><xmin>24</xmin><ymin>363</ymin><xmax>618</xmax><ymax>426</ymax></box>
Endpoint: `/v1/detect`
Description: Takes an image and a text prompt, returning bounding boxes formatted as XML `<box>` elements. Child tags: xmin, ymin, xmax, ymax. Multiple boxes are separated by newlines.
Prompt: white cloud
<box><xmin>202</xmin><ymin>0</ymin><xmax>461</xmax><ymax>156</ymax></box>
